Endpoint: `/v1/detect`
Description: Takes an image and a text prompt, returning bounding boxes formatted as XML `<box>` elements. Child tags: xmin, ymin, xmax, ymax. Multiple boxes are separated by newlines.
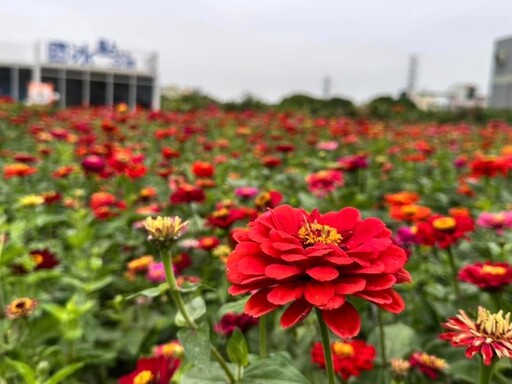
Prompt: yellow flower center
<box><xmin>160</xmin><ymin>342</ymin><xmax>184</xmax><ymax>358</ymax></box>
<box><xmin>255</xmin><ymin>192</ymin><xmax>271</xmax><ymax>206</ymax></box>
<box><xmin>432</xmin><ymin>217</ymin><xmax>456</xmax><ymax>231</ymax></box>
<box><xmin>298</xmin><ymin>221</ymin><xmax>342</xmax><ymax>245</ymax></box>
<box><xmin>212</xmin><ymin>208</ymin><xmax>230</xmax><ymax>218</ymax></box>
<box><xmin>133</xmin><ymin>370</ymin><xmax>154</xmax><ymax>384</ymax></box>
<box><xmin>419</xmin><ymin>353</ymin><xmax>448</xmax><ymax>370</ymax></box>
<box><xmin>332</xmin><ymin>342</ymin><xmax>354</xmax><ymax>357</ymax></box>
<box><xmin>31</xmin><ymin>254</ymin><xmax>44</xmax><ymax>266</ymax></box>
<box><xmin>401</xmin><ymin>205</ymin><xmax>419</xmax><ymax>216</ymax></box>
<box><xmin>476</xmin><ymin>307</ymin><xmax>512</xmax><ymax>338</ymax></box>
<box><xmin>481</xmin><ymin>265</ymin><xmax>507</xmax><ymax>276</ymax></box>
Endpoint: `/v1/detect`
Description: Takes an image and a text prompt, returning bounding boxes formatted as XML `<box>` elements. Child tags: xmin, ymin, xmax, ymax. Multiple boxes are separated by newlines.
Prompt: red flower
<box><xmin>409</xmin><ymin>352</ymin><xmax>449</xmax><ymax>379</ymax></box>
<box><xmin>440</xmin><ymin>306</ymin><xmax>512</xmax><ymax>366</ymax></box>
<box><xmin>415</xmin><ymin>214</ymin><xmax>474</xmax><ymax>249</ymax></box>
<box><xmin>306</xmin><ymin>170</ymin><xmax>344</xmax><ymax>197</ymax></box>
<box><xmin>458</xmin><ymin>262</ymin><xmax>512</xmax><ymax>292</ymax></box>
<box><xmin>254</xmin><ymin>190</ymin><xmax>282</xmax><ymax>212</ymax></box>
<box><xmin>226</xmin><ymin>205</ymin><xmax>411</xmax><ymax>338</ymax></box>
<box><xmin>214</xmin><ymin>312</ymin><xmax>259</xmax><ymax>336</ymax></box>
<box><xmin>118</xmin><ymin>356</ymin><xmax>180</xmax><ymax>384</ymax></box>
<box><xmin>311</xmin><ymin>340</ymin><xmax>375</xmax><ymax>380</ymax></box>
<box><xmin>170</xmin><ymin>184</ymin><xmax>205</xmax><ymax>204</ymax></box>
<box><xmin>470</xmin><ymin>155</ymin><xmax>508</xmax><ymax>178</ymax></box>
<box><xmin>90</xmin><ymin>192</ymin><xmax>126</xmax><ymax>220</ymax></box>
<box><xmin>192</xmin><ymin>161</ymin><xmax>215</xmax><ymax>178</ymax></box>
<box><xmin>207</xmin><ymin>205</ymin><xmax>246</xmax><ymax>229</ymax></box>
<box><xmin>198</xmin><ymin>236</ymin><xmax>221</xmax><ymax>251</ymax></box>
<box><xmin>81</xmin><ymin>155</ymin><xmax>106</xmax><ymax>173</ymax></box>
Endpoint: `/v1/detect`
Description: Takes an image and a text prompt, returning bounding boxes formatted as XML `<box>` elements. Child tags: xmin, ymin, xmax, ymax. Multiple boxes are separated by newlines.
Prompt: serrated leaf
<box><xmin>227</xmin><ymin>329</ymin><xmax>249</xmax><ymax>367</ymax></box>
<box><xmin>178</xmin><ymin>322</ymin><xmax>211</xmax><ymax>368</ymax></box>
<box><xmin>175</xmin><ymin>296</ymin><xmax>206</xmax><ymax>327</ymax></box>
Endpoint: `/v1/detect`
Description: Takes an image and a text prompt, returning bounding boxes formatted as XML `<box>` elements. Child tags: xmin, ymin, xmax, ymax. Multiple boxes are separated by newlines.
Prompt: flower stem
<box><xmin>259</xmin><ymin>314</ymin><xmax>267</xmax><ymax>358</ymax></box>
<box><xmin>446</xmin><ymin>246</ymin><xmax>461</xmax><ymax>300</ymax></box>
<box><xmin>377</xmin><ymin>307</ymin><xmax>387</xmax><ymax>369</ymax></box>
<box><xmin>315</xmin><ymin>308</ymin><xmax>336</xmax><ymax>384</ymax></box>
<box><xmin>160</xmin><ymin>249</ymin><xmax>236</xmax><ymax>384</ymax></box>
<box><xmin>162</xmin><ymin>249</ymin><xmax>197</xmax><ymax>328</ymax></box>
<box><xmin>478</xmin><ymin>358</ymin><xmax>495</xmax><ymax>384</ymax></box>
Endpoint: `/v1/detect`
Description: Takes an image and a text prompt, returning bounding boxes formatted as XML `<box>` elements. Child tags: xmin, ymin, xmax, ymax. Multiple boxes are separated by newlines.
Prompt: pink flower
<box><xmin>476</xmin><ymin>211</ymin><xmax>512</xmax><ymax>234</ymax></box>
<box><xmin>316</xmin><ymin>141</ymin><xmax>339</xmax><ymax>151</ymax></box>
<box><xmin>147</xmin><ymin>262</ymin><xmax>167</xmax><ymax>283</ymax></box>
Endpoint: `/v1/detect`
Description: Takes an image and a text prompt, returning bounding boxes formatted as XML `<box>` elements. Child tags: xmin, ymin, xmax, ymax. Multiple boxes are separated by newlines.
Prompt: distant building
<box><xmin>489</xmin><ymin>35</ymin><xmax>512</xmax><ymax>109</ymax></box>
<box><xmin>0</xmin><ymin>39</ymin><xmax>159</xmax><ymax>109</ymax></box>
<box><xmin>410</xmin><ymin>84</ymin><xmax>485</xmax><ymax>111</ymax></box>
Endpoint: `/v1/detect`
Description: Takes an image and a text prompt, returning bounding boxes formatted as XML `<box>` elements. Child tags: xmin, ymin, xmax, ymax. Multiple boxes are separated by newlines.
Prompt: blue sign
<box><xmin>47</xmin><ymin>39</ymin><xmax>136</xmax><ymax>70</ymax></box>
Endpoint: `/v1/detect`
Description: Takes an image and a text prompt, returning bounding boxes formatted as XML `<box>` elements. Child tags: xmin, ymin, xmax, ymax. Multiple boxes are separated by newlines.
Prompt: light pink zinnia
<box><xmin>476</xmin><ymin>211</ymin><xmax>512</xmax><ymax>234</ymax></box>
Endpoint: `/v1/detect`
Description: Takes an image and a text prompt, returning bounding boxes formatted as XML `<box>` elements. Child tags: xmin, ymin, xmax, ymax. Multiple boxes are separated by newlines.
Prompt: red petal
<box><xmin>304</xmin><ymin>281</ymin><xmax>335</xmax><ymax>306</ymax></box>
<box><xmin>364</xmin><ymin>275</ymin><xmax>397</xmax><ymax>290</ymax></box>
<box><xmin>245</xmin><ymin>289</ymin><xmax>278</xmax><ymax>317</ymax></box>
<box><xmin>334</xmin><ymin>277</ymin><xmax>366</xmax><ymax>294</ymax></box>
<box><xmin>481</xmin><ymin>344</ymin><xmax>494</xmax><ymax>365</ymax></box>
<box><xmin>314</xmin><ymin>207</ymin><xmax>360</xmax><ymax>232</ymax></box>
<box><xmin>267</xmin><ymin>284</ymin><xmax>305</xmax><ymax>305</ymax></box>
<box><xmin>378</xmin><ymin>289</ymin><xmax>405</xmax><ymax>313</ymax></box>
<box><xmin>355</xmin><ymin>290</ymin><xmax>392</xmax><ymax>304</ymax></box>
<box><xmin>280</xmin><ymin>299</ymin><xmax>313</xmax><ymax>328</ymax></box>
<box><xmin>238</xmin><ymin>257</ymin><xmax>268</xmax><ymax>275</ymax></box>
<box><xmin>306</xmin><ymin>266</ymin><xmax>339</xmax><ymax>281</ymax></box>
<box><xmin>265</xmin><ymin>264</ymin><xmax>303</xmax><ymax>279</ymax></box>
<box><xmin>322</xmin><ymin>302</ymin><xmax>361</xmax><ymax>338</ymax></box>
<box><xmin>348</xmin><ymin>218</ymin><xmax>386</xmax><ymax>246</ymax></box>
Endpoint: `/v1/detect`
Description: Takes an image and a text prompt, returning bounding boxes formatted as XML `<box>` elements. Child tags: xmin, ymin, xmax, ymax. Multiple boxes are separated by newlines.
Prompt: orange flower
<box><xmin>3</xmin><ymin>163</ymin><xmax>37</xmax><ymax>179</ymax></box>
<box><xmin>390</xmin><ymin>204</ymin><xmax>432</xmax><ymax>222</ymax></box>
<box><xmin>384</xmin><ymin>191</ymin><xmax>420</xmax><ymax>207</ymax></box>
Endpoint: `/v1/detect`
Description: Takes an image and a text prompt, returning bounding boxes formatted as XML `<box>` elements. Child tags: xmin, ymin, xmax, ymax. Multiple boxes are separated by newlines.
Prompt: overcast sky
<box><xmin>1</xmin><ymin>0</ymin><xmax>511</xmax><ymax>103</ymax></box>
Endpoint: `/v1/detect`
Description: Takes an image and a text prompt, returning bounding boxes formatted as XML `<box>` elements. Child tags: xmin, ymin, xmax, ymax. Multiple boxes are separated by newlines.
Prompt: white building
<box><xmin>0</xmin><ymin>39</ymin><xmax>159</xmax><ymax>109</ymax></box>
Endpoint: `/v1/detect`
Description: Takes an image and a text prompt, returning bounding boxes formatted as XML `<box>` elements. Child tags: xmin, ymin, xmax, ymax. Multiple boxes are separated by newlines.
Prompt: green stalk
<box><xmin>446</xmin><ymin>246</ymin><xmax>461</xmax><ymax>300</ymax></box>
<box><xmin>377</xmin><ymin>308</ymin><xmax>387</xmax><ymax>371</ymax></box>
<box><xmin>315</xmin><ymin>308</ymin><xmax>336</xmax><ymax>384</ymax></box>
<box><xmin>259</xmin><ymin>314</ymin><xmax>267</xmax><ymax>358</ymax></box>
<box><xmin>160</xmin><ymin>249</ymin><xmax>236</xmax><ymax>384</ymax></box>
<box><xmin>478</xmin><ymin>358</ymin><xmax>495</xmax><ymax>384</ymax></box>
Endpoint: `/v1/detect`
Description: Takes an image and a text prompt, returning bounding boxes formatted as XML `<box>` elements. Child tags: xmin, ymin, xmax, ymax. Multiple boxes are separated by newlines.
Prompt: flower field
<box><xmin>2</xmin><ymin>101</ymin><xmax>512</xmax><ymax>383</ymax></box>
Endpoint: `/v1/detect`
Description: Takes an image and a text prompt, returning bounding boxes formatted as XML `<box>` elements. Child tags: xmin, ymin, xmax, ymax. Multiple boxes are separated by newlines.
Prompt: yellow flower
<box><xmin>5</xmin><ymin>297</ymin><xmax>38</xmax><ymax>319</ymax></box>
<box><xmin>144</xmin><ymin>216</ymin><xmax>189</xmax><ymax>243</ymax></box>
<box><xmin>19</xmin><ymin>194</ymin><xmax>44</xmax><ymax>207</ymax></box>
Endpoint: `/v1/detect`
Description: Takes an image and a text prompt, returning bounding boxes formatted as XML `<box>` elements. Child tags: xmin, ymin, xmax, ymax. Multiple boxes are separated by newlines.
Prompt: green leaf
<box><xmin>178</xmin><ymin>322</ymin><xmax>211</xmax><ymax>368</ymax></box>
<box><xmin>182</xmin><ymin>364</ymin><xmax>236</xmax><ymax>384</ymax></box>
<box><xmin>448</xmin><ymin>359</ymin><xmax>478</xmax><ymax>383</ymax></box>
<box><xmin>44</xmin><ymin>362</ymin><xmax>84</xmax><ymax>384</ymax></box>
<box><xmin>241</xmin><ymin>352</ymin><xmax>309</xmax><ymax>384</ymax></box>
<box><xmin>227</xmin><ymin>329</ymin><xmax>249</xmax><ymax>367</ymax></box>
<box><xmin>367</xmin><ymin>322</ymin><xmax>419</xmax><ymax>361</ymax></box>
<box><xmin>4</xmin><ymin>357</ymin><xmax>37</xmax><ymax>384</ymax></box>
<box><xmin>126</xmin><ymin>283</ymin><xmax>169</xmax><ymax>300</ymax></box>
<box><xmin>218</xmin><ymin>298</ymin><xmax>248</xmax><ymax>316</ymax></box>
<box><xmin>84</xmin><ymin>276</ymin><xmax>113</xmax><ymax>293</ymax></box>
<box><xmin>175</xmin><ymin>297</ymin><xmax>206</xmax><ymax>327</ymax></box>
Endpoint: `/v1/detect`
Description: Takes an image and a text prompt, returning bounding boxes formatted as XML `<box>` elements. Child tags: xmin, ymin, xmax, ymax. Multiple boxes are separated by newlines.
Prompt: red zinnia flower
<box><xmin>214</xmin><ymin>312</ymin><xmax>259</xmax><ymax>336</ymax></box>
<box><xmin>226</xmin><ymin>205</ymin><xmax>411</xmax><ymax>338</ymax></box>
<box><xmin>170</xmin><ymin>184</ymin><xmax>205</xmax><ymax>204</ymax></box>
<box><xmin>118</xmin><ymin>356</ymin><xmax>180</xmax><ymax>384</ymax></box>
<box><xmin>306</xmin><ymin>170</ymin><xmax>344</xmax><ymax>197</ymax></box>
<box><xmin>311</xmin><ymin>340</ymin><xmax>375</xmax><ymax>380</ymax></box>
<box><xmin>440</xmin><ymin>306</ymin><xmax>512</xmax><ymax>365</ymax></box>
<box><xmin>192</xmin><ymin>161</ymin><xmax>215</xmax><ymax>178</ymax></box>
<box><xmin>409</xmin><ymin>352</ymin><xmax>449</xmax><ymax>379</ymax></box>
<box><xmin>415</xmin><ymin>214</ymin><xmax>474</xmax><ymax>249</ymax></box>
<box><xmin>458</xmin><ymin>262</ymin><xmax>512</xmax><ymax>292</ymax></box>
